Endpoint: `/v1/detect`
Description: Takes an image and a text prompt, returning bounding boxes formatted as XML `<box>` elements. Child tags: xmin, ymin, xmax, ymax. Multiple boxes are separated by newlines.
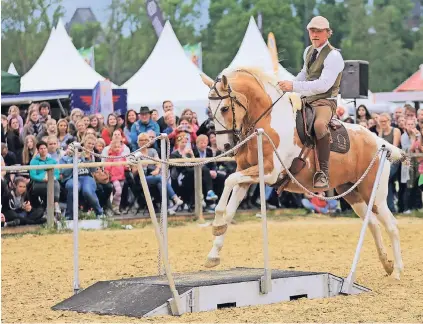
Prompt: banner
<box><xmin>91</xmin><ymin>80</ymin><xmax>114</xmax><ymax>119</ymax></box>
<box><xmin>78</xmin><ymin>47</ymin><xmax>95</xmax><ymax>69</ymax></box>
<box><xmin>267</xmin><ymin>32</ymin><xmax>279</xmax><ymax>76</ymax></box>
<box><xmin>145</xmin><ymin>0</ymin><xmax>165</xmax><ymax>37</ymax></box>
<box><xmin>183</xmin><ymin>43</ymin><xmax>202</xmax><ymax>71</ymax></box>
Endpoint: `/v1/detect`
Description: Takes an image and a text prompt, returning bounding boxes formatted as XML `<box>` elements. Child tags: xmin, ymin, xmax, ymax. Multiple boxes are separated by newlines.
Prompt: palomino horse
<box><xmin>201</xmin><ymin>67</ymin><xmax>404</xmax><ymax>280</ymax></box>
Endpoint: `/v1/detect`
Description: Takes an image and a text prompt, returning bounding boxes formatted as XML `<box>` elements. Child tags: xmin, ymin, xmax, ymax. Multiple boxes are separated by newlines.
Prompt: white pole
<box><xmin>341</xmin><ymin>146</ymin><xmax>388</xmax><ymax>294</ymax></box>
<box><xmin>72</xmin><ymin>142</ymin><xmax>81</xmax><ymax>294</ymax></box>
<box><xmin>160</xmin><ymin>134</ymin><xmax>168</xmax><ymax>276</ymax></box>
<box><xmin>257</xmin><ymin>129</ymin><xmax>272</xmax><ymax>294</ymax></box>
<box><xmin>136</xmin><ymin>162</ymin><xmax>183</xmax><ymax>315</ymax></box>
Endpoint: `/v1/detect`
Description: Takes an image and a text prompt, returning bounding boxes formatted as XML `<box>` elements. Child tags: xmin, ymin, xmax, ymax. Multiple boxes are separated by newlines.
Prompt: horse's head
<box><xmin>201</xmin><ymin>70</ymin><xmax>265</xmax><ymax>151</ymax></box>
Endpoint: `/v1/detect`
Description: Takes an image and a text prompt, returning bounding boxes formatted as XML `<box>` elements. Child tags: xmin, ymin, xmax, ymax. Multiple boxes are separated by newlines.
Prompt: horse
<box><xmin>200</xmin><ymin>67</ymin><xmax>405</xmax><ymax>280</ymax></box>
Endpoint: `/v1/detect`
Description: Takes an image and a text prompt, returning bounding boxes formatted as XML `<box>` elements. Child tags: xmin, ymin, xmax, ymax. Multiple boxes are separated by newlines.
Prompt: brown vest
<box><xmin>305</xmin><ymin>43</ymin><xmax>342</xmax><ymax>103</ymax></box>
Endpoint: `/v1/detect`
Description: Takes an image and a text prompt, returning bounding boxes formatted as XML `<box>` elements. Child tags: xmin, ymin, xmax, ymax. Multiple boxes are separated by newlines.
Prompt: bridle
<box><xmin>208</xmin><ymin>75</ymin><xmax>285</xmax><ymax>149</ymax></box>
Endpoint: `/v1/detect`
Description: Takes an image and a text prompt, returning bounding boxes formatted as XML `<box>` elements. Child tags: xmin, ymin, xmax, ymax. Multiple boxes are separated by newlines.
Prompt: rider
<box><xmin>278</xmin><ymin>16</ymin><xmax>344</xmax><ymax>189</ymax></box>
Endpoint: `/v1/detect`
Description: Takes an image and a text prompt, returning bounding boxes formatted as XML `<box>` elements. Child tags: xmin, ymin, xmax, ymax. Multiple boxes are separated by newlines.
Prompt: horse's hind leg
<box><xmin>336</xmin><ymin>183</ymin><xmax>394</xmax><ymax>276</ymax></box>
<box><xmin>358</xmin><ymin>162</ymin><xmax>403</xmax><ymax>279</ymax></box>
<box><xmin>205</xmin><ymin>184</ymin><xmax>249</xmax><ymax>268</ymax></box>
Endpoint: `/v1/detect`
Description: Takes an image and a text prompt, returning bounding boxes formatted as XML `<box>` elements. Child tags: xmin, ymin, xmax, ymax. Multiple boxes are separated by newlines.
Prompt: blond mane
<box><xmin>221</xmin><ymin>66</ymin><xmax>280</xmax><ymax>91</ymax></box>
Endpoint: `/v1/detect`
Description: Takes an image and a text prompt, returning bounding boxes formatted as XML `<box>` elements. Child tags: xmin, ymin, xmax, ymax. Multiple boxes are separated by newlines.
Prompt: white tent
<box><xmin>122</xmin><ymin>21</ymin><xmax>209</xmax><ymax>120</ymax></box>
<box><xmin>21</xmin><ymin>20</ymin><xmax>117</xmax><ymax>92</ymax></box>
<box><xmin>7</xmin><ymin>63</ymin><xmax>19</xmax><ymax>75</ymax></box>
<box><xmin>229</xmin><ymin>17</ymin><xmax>294</xmax><ymax>81</ymax></box>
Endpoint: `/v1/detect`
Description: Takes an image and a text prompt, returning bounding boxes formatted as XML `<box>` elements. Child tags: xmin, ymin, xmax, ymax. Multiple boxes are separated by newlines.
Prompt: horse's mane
<box><xmin>221</xmin><ymin>66</ymin><xmax>280</xmax><ymax>91</ymax></box>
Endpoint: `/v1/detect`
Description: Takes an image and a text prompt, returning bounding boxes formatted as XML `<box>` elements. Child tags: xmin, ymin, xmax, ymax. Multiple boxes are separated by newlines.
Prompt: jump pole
<box><xmin>341</xmin><ymin>145</ymin><xmax>388</xmax><ymax>294</ymax></box>
<box><xmin>160</xmin><ymin>134</ymin><xmax>168</xmax><ymax>276</ymax></box>
<box><xmin>256</xmin><ymin>129</ymin><xmax>272</xmax><ymax>294</ymax></box>
<box><xmin>136</xmin><ymin>162</ymin><xmax>183</xmax><ymax>315</ymax></box>
<box><xmin>72</xmin><ymin>142</ymin><xmax>81</xmax><ymax>294</ymax></box>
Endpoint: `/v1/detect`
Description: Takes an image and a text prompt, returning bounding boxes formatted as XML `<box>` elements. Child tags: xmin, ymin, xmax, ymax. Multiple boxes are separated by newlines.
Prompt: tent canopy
<box><xmin>229</xmin><ymin>17</ymin><xmax>294</xmax><ymax>81</ymax></box>
<box><xmin>122</xmin><ymin>21</ymin><xmax>209</xmax><ymax>121</ymax></box>
<box><xmin>1</xmin><ymin>70</ymin><xmax>21</xmax><ymax>94</ymax></box>
<box><xmin>21</xmin><ymin>20</ymin><xmax>118</xmax><ymax>92</ymax></box>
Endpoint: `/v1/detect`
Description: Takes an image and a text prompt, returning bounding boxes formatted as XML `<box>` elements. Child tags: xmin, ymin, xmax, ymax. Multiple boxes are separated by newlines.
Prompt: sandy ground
<box><xmin>2</xmin><ymin>216</ymin><xmax>423</xmax><ymax>323</ymax></box>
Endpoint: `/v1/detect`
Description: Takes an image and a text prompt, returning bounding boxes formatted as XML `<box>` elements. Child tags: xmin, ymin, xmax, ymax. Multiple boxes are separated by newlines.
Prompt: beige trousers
<box><xmin>310</xmin><ymin>99</ymin><xmax>337</xmax><ymax>140</ymax></box>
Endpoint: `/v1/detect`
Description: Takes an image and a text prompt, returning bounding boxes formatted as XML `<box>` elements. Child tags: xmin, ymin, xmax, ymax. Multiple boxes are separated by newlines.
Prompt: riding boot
<box><xmin>314</xmin><ymin>134</ymin><xmax>330</xmax><ymax>189</ymax></box>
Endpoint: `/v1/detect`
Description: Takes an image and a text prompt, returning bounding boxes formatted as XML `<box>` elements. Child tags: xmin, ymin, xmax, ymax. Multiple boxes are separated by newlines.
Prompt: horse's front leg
<box><xmin>212</xmin><ymin>169</ymin><xmax>257</xmax><ymax>236</ymax></box>
<box><xmin>205</xmin><ymin>183</ymin><xmax>250</xmax><ymax>268</ymax></box>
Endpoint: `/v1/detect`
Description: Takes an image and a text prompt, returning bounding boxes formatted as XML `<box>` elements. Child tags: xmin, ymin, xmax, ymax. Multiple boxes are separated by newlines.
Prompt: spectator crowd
<box><xmin>1</xmin><ymin>100</ymin><xmax>422</xmax><ymax>227</ymax></box>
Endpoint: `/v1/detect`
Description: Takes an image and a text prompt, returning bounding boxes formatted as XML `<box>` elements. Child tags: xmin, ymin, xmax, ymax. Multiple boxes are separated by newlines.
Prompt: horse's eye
<box><xmin>220</xmin><ymin>106</ymin><xmax>229</xmax><ymax>114</ymax></box>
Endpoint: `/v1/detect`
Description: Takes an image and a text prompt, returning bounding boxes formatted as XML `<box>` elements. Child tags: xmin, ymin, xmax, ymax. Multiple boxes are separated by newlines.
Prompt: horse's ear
<box><xmin>200</xmin><ymin>73</ymin><xmax>214</xmax><ymax>88</ymax></box>
<box><xmin>221</xmin><ymin>75</ymin><xmax>228</xmax><ymax>89</ymax></box>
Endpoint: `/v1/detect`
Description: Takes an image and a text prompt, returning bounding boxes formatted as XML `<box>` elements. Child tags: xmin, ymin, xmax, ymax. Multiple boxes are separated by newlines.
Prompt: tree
<box><xmin>291</xmin><ymin>0</ymin><xmax>317</xmax><ymax>48</ymax></box>
<box><xmin>316</xmin><ymin>0</ymin><xmax>348</xmax><ymax>48</ymax></box>
<box><xmin>1</xmin><ymin>0</ymin><xmax>64</xmax><ymax>74</ymax></box>
<box><xmin>69</xmin><ymin>22</ymin><xmax>103</xmax><ymax>50</ymax></box>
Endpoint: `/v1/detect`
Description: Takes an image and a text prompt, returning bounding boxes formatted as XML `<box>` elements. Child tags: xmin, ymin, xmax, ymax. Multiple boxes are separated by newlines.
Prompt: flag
<box><xmin>78</xmin><ymin>47</ymin><xmax>95</xmax><ymax>69</ymax></box>
<box><xmin>183</xmin><ymin>43</ymin><xmax>203</xmax><ymax>71</ymax></box>
<box><xmin>91</xmin><ymin>80</ymin><xmax>113</xmax><ymax>120</ymax></box>
<box><xmin>145</xmin><ymin>0</ymin><xmax>165</xmax><ymax>37</ymax></box>
<box><xmin>267</xmin><ymin>32</ymin><xmax>279</xmax><ymax>76</ymax></box>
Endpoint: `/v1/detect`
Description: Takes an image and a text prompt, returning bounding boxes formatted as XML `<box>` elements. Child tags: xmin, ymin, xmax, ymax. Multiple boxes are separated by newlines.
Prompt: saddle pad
<box><xmin>295</xmin><ymin>109</ymin><xmax>350</xmax><ymax>154</ymax></box>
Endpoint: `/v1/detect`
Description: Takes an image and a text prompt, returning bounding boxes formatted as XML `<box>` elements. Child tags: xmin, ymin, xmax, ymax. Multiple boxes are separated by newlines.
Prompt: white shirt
<box><xmin>293</xmin><ymin>41</ymin><xmax>344</xmax><ymax>97</ymax></box>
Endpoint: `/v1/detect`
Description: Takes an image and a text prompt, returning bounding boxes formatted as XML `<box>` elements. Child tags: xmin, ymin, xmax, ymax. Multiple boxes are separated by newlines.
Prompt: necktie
<box><xmin>308</xmin><ymin>49</ymin><xmax>318</xmax><ymax>68</ymax></box>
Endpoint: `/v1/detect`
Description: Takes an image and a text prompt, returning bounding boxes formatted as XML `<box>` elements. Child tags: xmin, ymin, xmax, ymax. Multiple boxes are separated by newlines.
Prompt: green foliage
<box><xmin>1</xmin><ymin>0</ymin><xmax>422</xmax><ymax>91</ymax></box>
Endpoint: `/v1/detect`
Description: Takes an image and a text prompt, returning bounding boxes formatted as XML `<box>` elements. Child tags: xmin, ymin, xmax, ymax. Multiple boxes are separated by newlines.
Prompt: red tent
<box><xmin>394</xmin><ymin>66</ymin><xmax>423</xmax><ymax>92</ymax></box>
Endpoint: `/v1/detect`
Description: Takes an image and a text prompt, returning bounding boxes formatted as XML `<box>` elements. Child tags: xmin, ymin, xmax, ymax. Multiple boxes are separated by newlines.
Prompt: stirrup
<box><xmin>313</xmin><ymin>171</ymin><xmax>329</xmax><ymax>189</ymax></box>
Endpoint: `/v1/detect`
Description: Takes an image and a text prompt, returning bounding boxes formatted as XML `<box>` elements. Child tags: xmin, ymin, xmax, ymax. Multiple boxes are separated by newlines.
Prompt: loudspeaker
<box><xmin>340</xmin><ymin>60</ymin><xmax>369</xmax><ymax>99</ymax></box>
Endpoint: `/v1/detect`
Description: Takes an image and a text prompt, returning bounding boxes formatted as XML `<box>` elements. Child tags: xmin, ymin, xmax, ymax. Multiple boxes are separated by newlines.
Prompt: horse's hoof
<box><xmin>204</xmin><ymin>257</ymin><xmax>220</xmax><ymax>268</ymax></box>
<box><xmin>384</xmin><ymin>259</ymin><xmax>394</xmax><ymax>276</ymax></box>
<box><xmin>212</xmin><ymin>224</ymin><xmax>228</xmax><ymax>236</ymax></box>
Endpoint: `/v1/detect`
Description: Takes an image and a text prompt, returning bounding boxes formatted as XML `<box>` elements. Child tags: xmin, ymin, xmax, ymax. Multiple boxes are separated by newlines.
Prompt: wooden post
<box><xmin>46</xmin><ymin>169</ymin><xmax>55</xmax><ymax>227</ymax></box>
<box><xmin>194</xmin><ymin>166</ymin><xmax>205</xmax><ymax>223</ymax></box>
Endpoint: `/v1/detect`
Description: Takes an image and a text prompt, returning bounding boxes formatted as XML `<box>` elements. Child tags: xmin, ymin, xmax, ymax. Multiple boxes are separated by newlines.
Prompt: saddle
<box><xmin>272</xmin><ymin>97</ymin><xmax>350</xmax><ymax>194</ymax></box>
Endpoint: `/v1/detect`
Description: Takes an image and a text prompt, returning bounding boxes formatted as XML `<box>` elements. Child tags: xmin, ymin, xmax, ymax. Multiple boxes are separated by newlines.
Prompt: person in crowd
<box><xmin>38</xmin><ymin>102</ymin><xmax>51</xmax><ymax>124</ymax></box>
<box><xmin>57</xmin><ymin>119</ymin><xmax>74</xmax><ymax>150</ymax></box>
<box><xmin>359</xmin><ymin>121</ymin><xmax>368</xmax><ymax>128</ymax></box>
<box><xmin>416</xmin><ymin>109</ymin><xmax>423</xmax><ymax>131</ymax></box>
<box><xmin>157</xmin><ymin>100</ymin><xmax>180</xmax><ymax>132</ymax></box>
<box><xmin>192</xmin><ymin>112</ymin><xmax>200</xmax><ymax>133</ymax></box>
<box><xmin>29</xmin><ymin>141</ymin><xmax>61</xmax><ymax>217</ymax></box>
<box><xmin>132</xmin><ymin>133</ymin><xmax>184</xmax><ymax>213</ymax></box>
<box><xmin>393</xmin><ymin>107</ymin><xmax>404</xmax><ymax>126</ymax></box>
<box><xmin>170</xmin><ymin>133</ymin><xmax>218</xmax><ymax>208</ymax></box>
<box><xmin>22</xmin><ymin>135</ymin><xmax>37</xmax><ymax>166</ymax></box>
<box><xmin>1</xmin><ymin>115</ymin><xmax>8</xmax><ymax>136</ymax></box>
<box><xmin>75</xmin><ymin>119</ymin><xmax>87</xmax><ymax>143</ymax></box>
<box><xmin>150</xmin><ymin>109</ymin><xmax>159</xmax><ymax>122</ymax></box>
<box><xmin>46</xmin><ymin>135</ymin><xmax>65</xmax><ymax>163</ymax></box>
<box><xmin>59</xmin><ymin>146</ymin><xmax>104</xmax><ymax>220</ymax></box>
<box><xmin>37</xmin><ymin>118</ymin><xmax>57</xmax><ymax>141</ymax></box>
<box><xmin>367</xmin><ymin>118</ymin><xmax>376</xmax><ymax>129</ymax></box>
<box><xmin>123</xmin><ymin>110</ymin><xmax>137</xmax><ymax>146</ymax></box>
<box><xmin>95</xmin><ymin>138</ymin><xmax>106</xmax><ymax>154</ymax></box>
<box><xmin>369</xmin><ymin>113</ymin><xmax>381</xmax><ymax>135</ymax></box>
<box><xmin>396</xmin><ymin>116</ymin><xmax>406</xmax><ymax>134</ymax></box>
<box><xmin>401</xmin><ymin>118</ymin><xmax>420</xmax><ymax>151</ymax></box>
<box><xmin>105</xmin><ymin>140</ymin><xmax>127</xmax><ymax>215</ymax></box>
<box><xmin>102</xmin><ymin>113</ymin><xmax>128</xmax><ymax>146</ymax></box>
<box><xmin>88</xmin><ymin>114</ymin><xmax>101</xmax><ymax>137</ymax></box>
<box><xmin>412</xmin><ymin>127</ymin><xmax>423</xmax><ymax>192</ymax></box>
<box><xmin>356</xmin><ymin>105</ymin><xmax>371</xmax><ymax>123</ymax></box>
<box><xmin>117</xmin><ymin>115</ymin><xmax>125</xmax><ymax>129</ymax></box>
<box><xmin>22</xmin><ymin>106</ymin><xmax>44</xmax><ymax>139</ymax></box>
<box><xmin>102</xmin><ymin>129</ymin><xmax>130</xmax><ymax>160</ymax></box>
<box><xmin>82</xmin><ymin>134</ymin><xmax>114</xmax><ymax>217</ymax></box>
<box><xmin>130</xmin><ymin>106</ymin><xmax>160</xmax><ymax>150</ymax></box>
<box><xmin>2</xmin><ymin>177</ymin><xmax>46</xmax><ymax>226</ymax></box>
<box><xmin>169</xmin><ymin>116</ymin><xmax>197</xmax><ymax>150</ymax></box>
<box><xmin>81</xmin><ymin>116</ymin><xmax>90</xmax><ymax>128</ymax></box>
<box><xmin>181</xmin><ymin>108</ymin><xmax>193</xmax><ymax>122</ymax></box>
<box><xmin>85</xmin><ymin>128</ymin><xmax>97</xmax><ymax>137</ymax></box>
<box><xmin>1</xmin><ymin>143</ymin><xmax>17</xmax><ymax>166</ymax></box>
<box><xmin>197</xmin><ymin>107</ymin><xmax>215</xmax><ymax>136</ymax></box>
<box><xmin>6</xmin><ymin>117</ymin><xmax>24</xmax><ymax>164</ymax></box>
<box><xmin>68</xmin><ymin>108</ymin><xmax>84</xmax><ymax>136</ymax></box>
<box><xmin>7</xmin><ymin>105</ymin><xmax>23</xmax><ymax>134</ymax></box>
<box><xmin>301</xmin><ymin>192</ymin><xmax>338</xmax><ymax>214</ymax></box>
<box><xmin>95</xmin><ymin>113</ymin><xmax>105</xmax><ymax>130</ymax></box>
<box><xmin>378</xmin><ymin>112</ymin><xmax>401</xmax><ymax>212</ymax></box>
<box><xmin>404</xmin><ymin>104</ymin><xmax>416</xmax><ymax>120</ymax></box>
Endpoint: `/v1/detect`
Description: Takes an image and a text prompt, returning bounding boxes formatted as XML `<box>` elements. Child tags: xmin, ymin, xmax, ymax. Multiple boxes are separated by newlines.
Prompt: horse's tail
<box><xmin>377</xmin><ymin>137</ymin><xmax>407</xmax><ymax>163</ymax></box>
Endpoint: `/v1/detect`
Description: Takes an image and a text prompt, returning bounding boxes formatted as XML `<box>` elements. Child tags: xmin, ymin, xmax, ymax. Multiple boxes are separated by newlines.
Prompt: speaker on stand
<box><xmin>339</xmin><ymin>60</ymin><xmax>369</xmax><ymax>123</ymax></box>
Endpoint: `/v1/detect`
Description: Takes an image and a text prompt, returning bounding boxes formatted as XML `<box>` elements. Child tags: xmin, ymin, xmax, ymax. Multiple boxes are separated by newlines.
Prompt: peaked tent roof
<box><xmin>229</xmin><ymin>17</ymin><xmax>294</xmax><ymax>80</ymax></box>
<box><xmin>122</xmin><ymin>21</ymin><xmax>209</xmax><ymax>118</ymax></box>
<box><xmin>7</xmin><ymin>63</ymin><xmax>19</xmax><ymax>75</ymax></box>
<box><xmin>21</xmin><ymin>20</ymin><xmax>117</xmax><ymax>92</ymax></box>
<box><xmin>394</xmin><ymin>65</ymin><xmax>423</xmax><ymax>92</ymax></box>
